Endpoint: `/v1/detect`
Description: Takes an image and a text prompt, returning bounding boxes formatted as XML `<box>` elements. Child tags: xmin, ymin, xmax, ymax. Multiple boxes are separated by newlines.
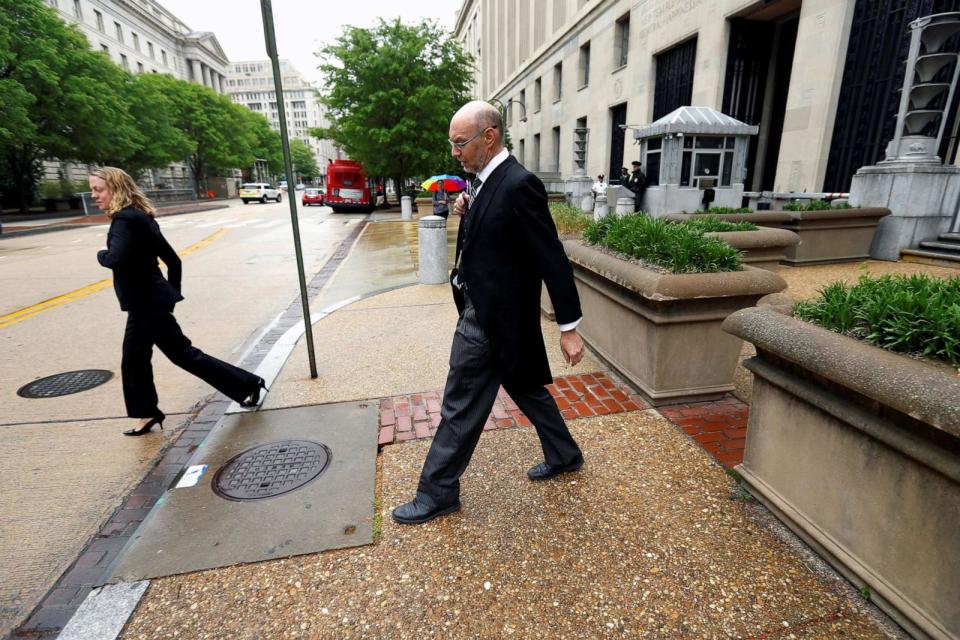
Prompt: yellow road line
<box><xmin>0</xmin><ymin>228</ymin><xmax>227</xmax><ymax>330</ymax></box>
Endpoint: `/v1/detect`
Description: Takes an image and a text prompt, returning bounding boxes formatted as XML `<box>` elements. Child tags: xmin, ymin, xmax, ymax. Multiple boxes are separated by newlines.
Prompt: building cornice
<box><xmin>453</xmin><ymin>0</ymin><xmax>475</xmax><ymax>36</ymax></box>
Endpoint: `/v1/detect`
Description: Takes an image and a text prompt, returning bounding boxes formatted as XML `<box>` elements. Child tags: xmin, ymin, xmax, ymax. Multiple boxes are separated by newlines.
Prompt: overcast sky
<box><xmin>158</xmin><ymin>0</ymin><xmax>461</xmax><ymax>86</ymax></box>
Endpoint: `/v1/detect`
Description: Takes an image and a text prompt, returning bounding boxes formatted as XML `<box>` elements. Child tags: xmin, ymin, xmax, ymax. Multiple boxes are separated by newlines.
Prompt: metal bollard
<box><xmin>615</xmin><ymin>197</ymin><xmax>634</xmax><ymax>215</ymax></box>
<box><xmin>580</xmin><ymin>192</ymin><xmax>595</xmax><ymax>213</ymax></box>
<box><xmin>400</xmin><ymin>195</ymin><xmax>412</xmax><ymax>220</ymax></box>
<box><xmin>418</xmin><ymin>215</ymin><xmax>448</xmax><ymax>284</ymax></box>
<box><xmin>594</xmin><ymin>194</ymin><xmax>609</xmax><ymax>219</ymax></box>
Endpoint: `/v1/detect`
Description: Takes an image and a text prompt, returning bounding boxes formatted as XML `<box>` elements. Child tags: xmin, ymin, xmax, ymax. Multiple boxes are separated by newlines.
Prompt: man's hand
<box><xmin>560</xmin><ymin>329</ymin><xmax>585</xmax><ymax>366</ymax></box>
<box><xmin>453</xmin><ymin>192</ymin><xmax>469</xmax><ymax>216</ymax></box>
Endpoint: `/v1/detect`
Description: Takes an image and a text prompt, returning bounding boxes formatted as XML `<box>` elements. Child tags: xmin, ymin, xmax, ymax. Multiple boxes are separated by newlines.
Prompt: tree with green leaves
<box><xmin>290</xmin><ymin>139</ymin><xmax>319</xmax><ymax>182</ymax></box>
<box><xmin>0</xmin><ymin>0</ymin><xmax>141</xmax><ymax>211</ymax></box>
<box><xmin>316</xmin><ymin>18</ymin><xmax>473</xmax><ymax>202</ymax></box>
<box><xmin>238</xmin><ymin>107</ymin><xmax>283</xmax><ymax>179</ymax></box>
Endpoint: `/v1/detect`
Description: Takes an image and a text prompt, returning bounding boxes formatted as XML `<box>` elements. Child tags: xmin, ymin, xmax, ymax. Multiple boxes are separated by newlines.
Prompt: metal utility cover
<box><xmin>213</xmin><ymin>440</ymin><xmax>331</xmax><ymax>501</ymax></box>
<box><xmin>17</xmin><ymin>370</ymin><xmax>113</xmax><ymax>398</ymax></box>
<box><xmin>106</xmin><ymin>402</ymin><xmax>377</xmax><ymax>582</ymax></box>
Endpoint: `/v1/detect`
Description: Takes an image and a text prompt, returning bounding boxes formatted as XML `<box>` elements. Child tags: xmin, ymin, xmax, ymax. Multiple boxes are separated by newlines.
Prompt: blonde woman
<box><xmin>92</xmin><ymin>167</ymin><xmax>265</xmax><ymax>436</ymax></box>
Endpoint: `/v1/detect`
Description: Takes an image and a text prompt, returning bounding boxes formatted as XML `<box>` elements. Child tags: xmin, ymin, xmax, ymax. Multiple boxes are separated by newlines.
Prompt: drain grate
<box><xmin>212</xmin><ymin>440</ymin><xmax>331</xmax><ymax>501</ymax></box>
<box><xmin>17</xmin><ymin>369</ymin><xmax>113</xmax><ymax>398</ymax></box>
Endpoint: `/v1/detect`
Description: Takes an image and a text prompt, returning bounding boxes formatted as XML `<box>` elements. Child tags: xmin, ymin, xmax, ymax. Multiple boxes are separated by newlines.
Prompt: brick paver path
<box><xmin>379</xmin><ymin>371</ymin><xmax>750</xmax><ymax>470</ymax></box>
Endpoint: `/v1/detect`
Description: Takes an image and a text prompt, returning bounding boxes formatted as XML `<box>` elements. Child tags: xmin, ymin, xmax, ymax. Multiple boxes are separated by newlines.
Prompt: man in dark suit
<box><xmin>392</xmin><ymin>101</ymin><xmax>586</xmax><ymax>525</ymax></box>
<box><xmin>627</xmin><ymin>160</ymin><xmax>647</xmax><ymax>212</ymax></box>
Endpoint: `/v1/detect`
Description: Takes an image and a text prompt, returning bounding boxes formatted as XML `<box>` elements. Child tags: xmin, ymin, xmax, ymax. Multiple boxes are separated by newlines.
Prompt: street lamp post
<box><xmin>260</xmin><ymin>0</ymin><xmax>318</xmax><ymax>378</ymax></box>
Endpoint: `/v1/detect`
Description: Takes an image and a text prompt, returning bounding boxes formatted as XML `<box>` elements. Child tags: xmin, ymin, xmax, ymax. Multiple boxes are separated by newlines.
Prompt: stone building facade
<box><xmin>225</xmin><ymin>60</ymin><xmax>339</xmax><ymax>187</ymax></box>
<box><xmin>453</xmin><ymin>0</ymin><xmax>960</xmax><ymax>197</ymax></box>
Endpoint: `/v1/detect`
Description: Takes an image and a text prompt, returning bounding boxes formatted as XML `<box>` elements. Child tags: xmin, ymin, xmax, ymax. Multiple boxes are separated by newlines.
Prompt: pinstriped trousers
<box><xmin>416</xmin><ymin>295</ymin><xmax>583</xmax><ymax>508</ymax></box>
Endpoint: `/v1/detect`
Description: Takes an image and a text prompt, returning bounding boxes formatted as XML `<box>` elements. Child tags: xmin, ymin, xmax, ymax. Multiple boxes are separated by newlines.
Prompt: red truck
<box><xmin>324</xmin><ymin>160</ymin><xmax>374</xmax><ymax>213</ymax></box>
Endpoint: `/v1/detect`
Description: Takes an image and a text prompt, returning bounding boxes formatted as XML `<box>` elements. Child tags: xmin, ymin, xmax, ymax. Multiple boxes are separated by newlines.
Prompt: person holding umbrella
<box><xmin>422</xmin><ymin>175</ymin><xmax>467</xmax><ymax>219</ymax></box>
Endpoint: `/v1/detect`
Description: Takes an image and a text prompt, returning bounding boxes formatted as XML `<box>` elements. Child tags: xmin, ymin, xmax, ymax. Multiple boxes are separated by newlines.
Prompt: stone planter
<box><xmin>723</xmin><ymin>307</ymin><xmax>960</xmax><ymax>640</ymax></box>
<box><xmin>664</xmin><ymin>209</ymin><xmax>890</xmax><ymax>265</ymax></box>
<box><xmin>704</xmin><ymin>228</ymin><xmax>800</xmax><ymax>271</ymax></box>
<box><xmin>563</xmin><ymin>240</ymin><xmax>786</xmax><ymax>405</ymax></box>
<box><xmin>415</xmin><ymin>197</ymin><xmax>434</xmax><ymax>216</ymax></box>
<box><xmin>779</xmin><ymin>208</ymin><xmax>890</xmax><ymax>265</ymax></box>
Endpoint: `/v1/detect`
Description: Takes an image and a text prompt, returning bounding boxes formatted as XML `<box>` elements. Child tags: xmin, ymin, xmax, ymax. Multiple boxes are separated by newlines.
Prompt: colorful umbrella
<box><xmin>421</xmin><ymin>174</ymin><xmax>467</xmax><ymax>192</ymax></box>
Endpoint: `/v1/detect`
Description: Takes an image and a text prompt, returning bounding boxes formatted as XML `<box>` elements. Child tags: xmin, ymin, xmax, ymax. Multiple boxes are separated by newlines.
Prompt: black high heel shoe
<box><xmin>240</xmin><ymin>378</ymin><xmax>267</xmax><ymax>408</ymax></box>
<box><xmin>124</xmin><ymin>411</ymin><xmax>164</xmax><ymax>436</ymax></box>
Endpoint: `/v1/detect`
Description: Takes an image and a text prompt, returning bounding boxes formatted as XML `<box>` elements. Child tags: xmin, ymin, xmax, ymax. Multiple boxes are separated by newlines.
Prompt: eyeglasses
<box><xmin>448</xmin><ymin>127</ymin><xmax>491</xmax><ymax>151</ymax></box>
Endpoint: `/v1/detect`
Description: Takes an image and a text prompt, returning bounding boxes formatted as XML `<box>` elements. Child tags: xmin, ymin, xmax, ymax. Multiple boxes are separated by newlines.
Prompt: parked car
<box><xmin>295</xmin><ymin>183</ymin><xmax>306</xmax><ymax>191</ymax></box>
<box><xmin>302</xmin><ymin>188</ymin><xmax>324</xmax><ymax>206</ymax></box>
<box><xmin>240</xmin><ymin>182</ymin><xmax>282</xmax><ymax>204</ymax></box>
<box><xmin>277</xmin><ymin>180</ymin><xmax>288</xmax><ymax>192</ymax></box>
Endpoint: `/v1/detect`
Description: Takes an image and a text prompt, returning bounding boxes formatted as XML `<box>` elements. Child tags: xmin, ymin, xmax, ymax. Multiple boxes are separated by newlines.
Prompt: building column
<box><xmin>216</xmin><ymin>73</ymin><xmax>225</xmax><ymax>93</ymax></box>
<box><xmin>191</xmin><ymin>59</ymin><xmax>202</xmax><ymax>84</ymax></box>
<box><xmin>201</xmin><ymin>64</ymin><xmax>210</xmax><ymax>89</ymax></box>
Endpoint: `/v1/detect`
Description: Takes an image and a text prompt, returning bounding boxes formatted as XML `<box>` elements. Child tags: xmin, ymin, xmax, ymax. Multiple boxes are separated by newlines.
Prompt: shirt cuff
<box><xmin>558</xmin><ymin>317</ymin><xmax>581</xmax><ymax>332</ymax></box>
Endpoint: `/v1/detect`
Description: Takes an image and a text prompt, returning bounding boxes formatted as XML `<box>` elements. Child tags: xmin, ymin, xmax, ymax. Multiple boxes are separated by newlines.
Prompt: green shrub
<box><xmin>794</xmin><ymin>273</ymin><xmax>960</xmax><ymax>365</ymax></box>
<box><xmin>681</xmin><ymin>215</ymin><xmax>758</xmax><ymax>233</ymax></box>
<box><xmin>783</xmin><ymin>199</ymin><xmax>851</xmax><ymax>211</ymax></box>
<box><xmin>548</xmin><ymin>201</ymin><xmax>592</xmax><ymax>236</ymax></box>
<box><xmin>416</xmin><ymin>190</ymin><xmax>432</xmax><ymax>199</ymax></box>
<box><xmin>39</xmin><ymin>181</ymin><xmax>62</xmax><ymax>198</ymax></box>
<box><xmin>583</xmin><ymin>213</ymin><xmax>743</xmax><ymax>274</ymax></box>
<box><xmin>695</xmin><ymin>206</ymin><xmax>753</xmax><ymax>214</ymax></box>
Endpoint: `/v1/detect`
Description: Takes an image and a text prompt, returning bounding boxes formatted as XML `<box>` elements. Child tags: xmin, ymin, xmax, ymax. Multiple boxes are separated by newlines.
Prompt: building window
<box><xmin>73</xmin><ymin>0</ymin><xmax>81</xmax><ymax>19</ymax></box>
<box><xmin>161</xmin><ymin>50</ymin><xmax>167</xmax><ymax>67</ymax></box>
<box><xmin>553</xmin><ymin>62</ymin><xmax>563</xmax><ymax>101</ymax></box>
<box><xmin>615</xmin><ymin>13</ymin><xmax>629</xmax><ymax>68</ymax></box>
<box><xmin>645</xmin><ymin>137</ymin><xmax>662</xmax><ymax>185</ymax></box>
<box><xmin>100</xmin><ymin>43</ymin><xmax>109</xmax><ymax>55</ymax></box>
<box><xmin>552</xmin><ymin>126</ymin><xmax>561</xmax><ymax>172</ymax></box>
<box><xmin>579</xmin><ymin>42</ymin><xmax>590</xmax><ymax>87</ymax></box>
<box><xmin>94</xmin><ymin>9</ymin><xmax>103</xmax><ymax>32</ymax></box>
<box><xmin>519</xmin><ymin>139</ymin><xmax>525</xmax><ymax>166</ymax></box>
<box><xmin>114</xmin><ymin>21</ymin><xmax>123</xmax><ymax>43</ymax></box>
<box><xmin>120</xmin><ymin>53</ymin><xmax>129</xmax><ymax>70</ymax></box>
<box><xmin>48</xmin><ymin>0</ymin><xmax>57</xmax><ymax>8</ymax></box>
<box><xmin>533</xmin><ymin>133</ymin><xmax>541</xmax><ymax>172</ymax></box>
<box><xmin>137</xmin><ymin>61</ymin><xmax>144</xmax><ymax>73</ymax></box>
<box><xmin>653</xmin><ymin>36</ymin><xmax>697</xmax><ymax>120</ymax></box>
<box><xmin>148</xmin><ymin>42</ymin><xmax>154</xmax><ymax>59</ymax></box>
<box><xmin>534</xmin><ymin>77</ymin><xmax>542</xmax><ymax>112</ymax></box>
<box><xmin>518</xmin><ymin>89</ymin><xmax>526</xmax><ymax>121</ymax></box>
<box><xmin>132</xmin><ymin>32</ymin><xmax>139</xmax><ymax>51</ymax></box>
<box><xmin>574</xmin><ymin>117</ymin><xmax>587</xmax><ymax>173</ymax></box>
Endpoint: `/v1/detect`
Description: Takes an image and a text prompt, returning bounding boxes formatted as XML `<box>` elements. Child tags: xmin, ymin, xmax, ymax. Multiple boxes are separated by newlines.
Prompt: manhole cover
<box><xmin>17</xmin><ymin>369</ymin><xmax>114</xmax><ymax>398</ymax></box>
<box><xmin>213</xmin><ymin>440</ymin><xmax>331</xmax><ymax>501</ymax></box>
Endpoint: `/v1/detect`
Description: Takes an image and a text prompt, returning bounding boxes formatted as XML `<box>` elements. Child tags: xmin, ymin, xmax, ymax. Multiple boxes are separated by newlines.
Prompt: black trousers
<box><xmin>416</xmin><ymin>297</ymin><xmax>582</xmax><ymax>508</ymax></box>
<box><xmin>121</xmin><ymin>307</ymin><xmax>259</xmax><ymax>418</ymax></box>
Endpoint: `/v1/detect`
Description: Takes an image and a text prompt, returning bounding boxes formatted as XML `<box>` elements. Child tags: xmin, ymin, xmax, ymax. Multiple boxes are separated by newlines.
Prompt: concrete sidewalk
<box><xmin>32</xmin><ymin>217</ymin><xmax>954</xmax><ymax>638</ymax></box>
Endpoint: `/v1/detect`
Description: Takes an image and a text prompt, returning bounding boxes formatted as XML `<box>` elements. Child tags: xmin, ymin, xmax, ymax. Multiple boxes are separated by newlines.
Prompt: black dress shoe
<box><xmin>391</xmin><ymin>498</ymin><xmax>461</xmax><ymax>525</ymax></box>
<box><xmin>527</xmin><ymin>457</ymin><xmax>584</xmax><ymax>481</ymax></box>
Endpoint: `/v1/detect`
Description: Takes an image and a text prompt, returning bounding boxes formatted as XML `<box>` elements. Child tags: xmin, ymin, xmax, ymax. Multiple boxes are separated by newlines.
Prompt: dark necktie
<box><xmin>467</xmin><ymin>177</ymin><xmax>482</xmax><ymax>212</ymax></box>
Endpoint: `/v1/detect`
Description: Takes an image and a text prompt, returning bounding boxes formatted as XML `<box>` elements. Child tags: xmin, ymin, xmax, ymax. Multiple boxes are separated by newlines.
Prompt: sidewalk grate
<box><xmin>17</xmin><ymin>370</ymin><xmax>113</xmax><ymax>398</ymax></box>
<box><xmin>213</xmin><ymin>440</ymin><xmax>331</xmax><ymax>501</ymax></box>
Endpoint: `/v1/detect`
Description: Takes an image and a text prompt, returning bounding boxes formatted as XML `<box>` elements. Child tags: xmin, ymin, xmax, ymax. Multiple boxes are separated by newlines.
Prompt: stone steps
<box><xmin>900</xmin><ymin>231</ymin><xmax>960</xmax><ymax>268</ymax></box>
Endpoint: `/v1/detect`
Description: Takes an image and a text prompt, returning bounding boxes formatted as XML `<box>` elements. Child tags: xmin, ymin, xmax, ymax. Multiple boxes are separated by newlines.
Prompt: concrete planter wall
<box><xmin>660</xmin><ymin>217</ymin><xmax>800</xmax><ymax>272</ymax></box>
<box><xmin>665</xmin><ymin>208</ymin><xmax>890</xmax><ymax>265</ymax></box>
<box><xmin>563</xmin><ymin>240</ymin><xmax>786</xmax><ymax>405</ymax></box>
<box><xmin>723</xmin><ymin>307</ymin><xmax>960</xmax><ymax>640</ymax></box>
<box><xmin>779</xmin><ymin>208</ymin><xmax>890</xmax><ymax>265</ymax></box>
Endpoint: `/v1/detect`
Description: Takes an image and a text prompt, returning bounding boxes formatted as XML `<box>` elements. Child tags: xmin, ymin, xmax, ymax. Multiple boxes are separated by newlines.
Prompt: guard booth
<box><xmin>632</xmin><ymin>106</ymin><xmax>758</xmax><ymax>216</ymax></box>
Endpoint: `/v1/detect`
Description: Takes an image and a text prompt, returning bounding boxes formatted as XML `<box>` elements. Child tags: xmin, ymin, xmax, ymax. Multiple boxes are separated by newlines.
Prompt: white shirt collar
<box><xmin>476</xmin><ymin>148</ymin><xmax>509</xmax><ymax>185</ymax></box>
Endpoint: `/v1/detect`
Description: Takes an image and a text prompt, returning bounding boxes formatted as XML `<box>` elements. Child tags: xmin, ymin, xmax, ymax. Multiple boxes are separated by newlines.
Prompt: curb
<box><xmin>0</xmin><ymin>204</ymin><xmax>230</xmax><ymax>240</ymax></box>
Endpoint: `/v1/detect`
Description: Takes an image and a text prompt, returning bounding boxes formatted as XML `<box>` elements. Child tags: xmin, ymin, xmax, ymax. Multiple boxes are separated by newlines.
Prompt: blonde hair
<box><xmin>90</xmin><ymin>167</ymin><xmax>156</xmax><ymax>217</ymax></box>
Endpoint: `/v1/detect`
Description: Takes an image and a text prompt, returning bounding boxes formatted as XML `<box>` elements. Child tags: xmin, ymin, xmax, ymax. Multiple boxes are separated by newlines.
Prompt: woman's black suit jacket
<box><xmin>452</xmin><ymin>156</ymin><xmax>582</xmax><ymax>391</ymax></box>
<box><xmin>97</xmin><ymin>208</ymin><xmax>183</xmax><ymax>312</ymax></box>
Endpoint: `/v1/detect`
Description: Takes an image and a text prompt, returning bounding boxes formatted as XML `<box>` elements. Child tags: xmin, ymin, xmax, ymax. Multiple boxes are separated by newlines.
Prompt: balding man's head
<box><xmin>449</xmin><ymin>100</ymin><xmax>505</xmax><ymax>174</ymax></box>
